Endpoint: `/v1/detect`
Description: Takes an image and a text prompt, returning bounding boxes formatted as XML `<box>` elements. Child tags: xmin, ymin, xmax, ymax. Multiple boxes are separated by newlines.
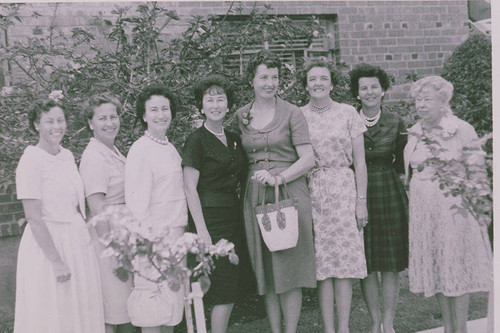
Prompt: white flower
<box><xmin>312</xmin><ymin>30</ymin><xmax>319</xmax><ymax>38</ymax></box>
<box><xmin>0</xmin><ymin>86</ymin><xmax>14</xmax><ymax>97</ymax></box>
<box><xmin>48</xmin><ymin>90</ymin><xmax>64</xmax><ymax>102</ymax></box>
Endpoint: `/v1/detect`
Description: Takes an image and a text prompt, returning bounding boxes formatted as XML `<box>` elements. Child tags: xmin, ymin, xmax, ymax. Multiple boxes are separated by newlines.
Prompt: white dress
<box><xmin>80</xmin><ymin>137</ymin><xmax>132</xmax><ymax>325</ymax></box>
<box><xmin>405</xmin><ymin>116</ymin><xmax>492</xmax><ymax>297</ymax></box>
<box><xmin>125</xmin><ymin>136</ymin><xmax>187</xmax><ymax>327</ymax></box>
<box><xmin>14</xmin><ymin>146</ymin><xmax>104</xmax><ymax>333</ymax></box>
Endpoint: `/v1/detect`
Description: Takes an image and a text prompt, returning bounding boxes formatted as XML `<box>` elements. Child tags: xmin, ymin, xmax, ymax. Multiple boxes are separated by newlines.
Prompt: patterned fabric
<box><xmin>406</xmin><ymin>116</ymin><xmax>492</xmax><ymax>297</ymax></box>
<box><xmin>302</xmin><ymin>101</ymin><xmax>368</xmax><ymax>280</ymax></box>
<box><xmin>363</xmin><ymin>111</ymin><xmax>409</xmax><ymax>273</ymax></box>
<box><xmin>235</xmin><ymin>98</ymin><xmax>316</xmax><ymax>295</ymax></box>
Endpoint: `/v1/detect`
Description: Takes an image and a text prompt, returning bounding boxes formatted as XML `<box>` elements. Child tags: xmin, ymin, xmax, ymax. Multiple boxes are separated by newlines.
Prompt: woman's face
<box><xmin>306</xmin><ymin>66</ymin><xmax>333</xmax><ymax>100</ymax></box>
<box><xmin>252</xmin><ymin>64</ymin><xmax>279</xmax><ymax>100</ymax></box>
<box><xmin>414</xmin><ymin>87</ymin><xmax>445</xmax><ymax>125</ymax></box>
<box><xmin>143</xmin><ymin>95</ymin><xmax>172</xmax><ymax>134</ymax></box>
<box><xmin>202</xmin><ymin>86</ymin><xmax>228</xmax><ymax>123</ymax></box>
<box><xmin>358</xmin><ymin>77</ymin><xmax>384</xmax><ymax>109</ymax></box>
<box><xmin>36</xmin><ymin>106</ymin><xmax>66</xmax><ymax>146</ymax></box>
<box><xmin>89</xmin><ymin>102</ymin><xmax>120</xmax><ymax>145</ymax></box>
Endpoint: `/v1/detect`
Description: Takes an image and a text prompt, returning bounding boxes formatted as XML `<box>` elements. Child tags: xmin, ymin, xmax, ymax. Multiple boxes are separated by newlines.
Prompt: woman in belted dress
<box><xmin>234</xmin><ymin>50</ymin><xmax>316</xmax><ymax>333</ymax></box>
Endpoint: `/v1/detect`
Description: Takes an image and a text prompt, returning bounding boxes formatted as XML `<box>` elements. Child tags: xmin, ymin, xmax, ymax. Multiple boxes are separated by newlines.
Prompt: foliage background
<box><xmin>0</xmin><ymin>3</ymin><xmax>492</xmax><ymax>192</ymax></box>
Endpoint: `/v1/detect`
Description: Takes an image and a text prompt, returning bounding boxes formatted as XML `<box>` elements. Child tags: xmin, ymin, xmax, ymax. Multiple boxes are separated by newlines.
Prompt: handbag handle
<box><xmin>259</xmin><ymin>175</ymin><xmax>292</xmax><ymax>207</ymax></box>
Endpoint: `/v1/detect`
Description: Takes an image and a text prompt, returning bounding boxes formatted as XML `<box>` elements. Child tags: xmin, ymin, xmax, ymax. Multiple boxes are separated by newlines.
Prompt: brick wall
<box><xmin>0</xmin><ymin>185</ymin><xmax>23</xmax><ymax>237</ymax></box>
<box><xmin>1</xmin><ymin>1</ymin><xmax>470</xmax><ymax>236</ymax></box>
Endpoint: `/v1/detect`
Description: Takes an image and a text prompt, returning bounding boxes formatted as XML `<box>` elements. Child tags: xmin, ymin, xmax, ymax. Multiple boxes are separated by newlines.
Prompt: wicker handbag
<box><xmin>254</xmin><ymin>176</ymin><xmax>299</xmax><ymax>252</ymax></box>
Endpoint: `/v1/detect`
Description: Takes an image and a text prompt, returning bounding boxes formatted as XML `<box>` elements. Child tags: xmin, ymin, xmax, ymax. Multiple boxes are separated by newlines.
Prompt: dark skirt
<box><xmin>189</xmin><ymin>205</ymin><xmax>254</xmax><ymax>305</ymax></box>
<box><xmin>364</xmin><ymin>166</ymin><xmax>409</xmax><ymax>273</ymax></box>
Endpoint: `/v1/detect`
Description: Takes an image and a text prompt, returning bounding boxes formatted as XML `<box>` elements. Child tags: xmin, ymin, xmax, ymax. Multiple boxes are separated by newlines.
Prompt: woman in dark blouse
<box><xmin>182</xmin><ymin>75</ymin><xmax>248</xmax><ymax>333</ymax></box>
<box><xmin>349</xmin><ymin>64</ymin><xmax>408</xmax><ymax>333</ymax></box>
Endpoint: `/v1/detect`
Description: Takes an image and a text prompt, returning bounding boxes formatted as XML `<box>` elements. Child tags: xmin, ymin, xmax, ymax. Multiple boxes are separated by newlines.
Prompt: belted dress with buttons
<box><xmin>234</xmin><ymin>98</ymin><xmax>316</xmax><ymax>295</ymax></box>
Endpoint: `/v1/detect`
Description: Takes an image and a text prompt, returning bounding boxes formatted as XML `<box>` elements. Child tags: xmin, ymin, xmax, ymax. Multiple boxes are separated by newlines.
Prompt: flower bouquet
<box><xmin>89</xmin><ymin>205</ymin><xmax>239</xmax><ymax>332</ymax></box>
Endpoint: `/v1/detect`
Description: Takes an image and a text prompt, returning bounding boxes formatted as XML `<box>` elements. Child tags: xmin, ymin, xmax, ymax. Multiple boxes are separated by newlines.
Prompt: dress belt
<box><xmin>248</xmin><ymin>160</ymin><xmax>294</xmax><ymax>170</ymax></box>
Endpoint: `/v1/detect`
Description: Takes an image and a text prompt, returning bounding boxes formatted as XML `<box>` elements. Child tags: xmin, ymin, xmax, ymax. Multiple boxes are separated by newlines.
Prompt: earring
<box><xmin>357</xmin><ymin>96</ymin><xmax>361</xmax><ymax>100</ymax></box>
<box><xmin>381</xmin><ymin>92</ymin><xmax>385</xmax><ymax>96</ymax></box>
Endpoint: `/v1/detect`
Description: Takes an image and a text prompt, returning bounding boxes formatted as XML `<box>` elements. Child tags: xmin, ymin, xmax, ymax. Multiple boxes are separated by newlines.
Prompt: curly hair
<box><xmin>193</xmin><ymin>74</ymin><xmax>235</xmax><ymax>110</ymax></box>
<box><xmin>409</xmin><ymin>75</ymin><xmax>454</xmax><ymax>107</ymax></box>
<box><xmin>82</xmin><ymin>94</ymin><xmax>122</xmax><ymax>131</ymax></box>
<box><xmin>301</xmin><ymin>57</ymin><xmax>341</xmax><ymax>87</ymax></box>
<box><xmin>349</xmin><ymin>63</ymin><xmax>391</xmax><ymax>99</ymax></box>
<box><xmin>28</xmin><ymin>99</ymin><xmax>66</xmax><ymax>133</ymax></box>
<box><xmin>245</xmin><ymin>50</ymin><xmax>281</xmax><ymax>84</ymax></box>
<box><xmin>135</xmin><ymin>85</ymin><xmax>178</xmax><ymax>129</ymax></box>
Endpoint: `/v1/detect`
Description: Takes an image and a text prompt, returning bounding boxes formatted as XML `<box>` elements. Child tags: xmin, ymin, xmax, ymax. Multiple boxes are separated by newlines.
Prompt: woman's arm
<box><xmin>22</xmin><ymin>199</ymin><xmax>71</xmax><ymax>283</ymax></box>
<box><xmin>183</xmin><ymin>166</ymin><xmax>211</xmax><ymax>244</ymax></box>
<box><xmin>125</xmin><ymin>144</ymin><xmax>152</xmax><ymax>224</ymax></box>
<box><xmin>352</xmin><ymin>134</ymin><xmax>368</xmax><ymax>230</ymax></box>
<box><xmin>253</xmin><ymin>143</ymin><xmax>314</xmax><ymax>185</ymax></box>
<box><xmin>87</xmin><ymin>193</ymin><xmax>110</xmax><ymax>237</ymax></box>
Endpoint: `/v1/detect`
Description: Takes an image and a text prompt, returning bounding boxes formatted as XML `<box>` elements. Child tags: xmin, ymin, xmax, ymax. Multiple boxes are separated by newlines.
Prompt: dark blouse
<box><xmin>363</xmin><ymin>110</ymin><xmax>407</xmax><ymax>173</ymax></box>
<box><xmin>182</xmin><ymin>125</ymin><xmax>247</xmax><ymax>207</ymax></box>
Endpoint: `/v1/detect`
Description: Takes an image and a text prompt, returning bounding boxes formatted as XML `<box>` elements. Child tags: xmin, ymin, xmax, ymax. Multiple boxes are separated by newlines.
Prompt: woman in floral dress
<box><xmin>405</xmin><ymin>76</ymin><xmax>491</xmax><ymax>333</ymax></box>
<box><xmin>301</xmin><ymin>58</ymin><xmax>368</xmax><ymax>333</ymax></box>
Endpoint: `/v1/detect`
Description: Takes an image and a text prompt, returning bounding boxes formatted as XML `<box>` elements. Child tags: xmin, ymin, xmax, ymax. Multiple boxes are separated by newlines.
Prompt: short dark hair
<box><xmin>245</xmin><ymin>50</ymin><xmax>281</xmax><ymax>84</ymax></box>
<box><xmin>135</xmin><ymin>85</ymin><xmax>178</xmax><ymax>129</ymax></box>
<box><xmin>82</xmin><ymin>94</ymin><xmax>121</xmax><ymax>131</ymax></box>
<box><xmin>349</xmin><ymin>63</ymin><xmax>391</xmax><ymax>99</ymax></box>
<box><xmin>193</xmin><ymin>74</ymin><xmax>235</xmax><ymax>110</ymax></box>
<box><xmin>301</xmin><ymin>57</ymin><xmax>341</xmax><ymax>87</ymax></box>
<box><xmin>29</xmin><ymin>99</ymin><xmax>66</xmax><ymax>133</ymax></box>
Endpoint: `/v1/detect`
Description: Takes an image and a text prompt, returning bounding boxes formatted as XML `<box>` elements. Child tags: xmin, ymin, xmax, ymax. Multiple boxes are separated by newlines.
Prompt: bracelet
<box><xmin>356</xmin><ymin>195</ymin><xmax>366</xmax><ymax>199</ymax></box>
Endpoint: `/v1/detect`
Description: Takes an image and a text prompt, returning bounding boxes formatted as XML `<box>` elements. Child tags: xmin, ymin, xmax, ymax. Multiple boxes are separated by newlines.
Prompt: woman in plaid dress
<box><xmin>349</xmin><ymin>64</ymin><xmax>408</xmax><ymax>333</ymax></box>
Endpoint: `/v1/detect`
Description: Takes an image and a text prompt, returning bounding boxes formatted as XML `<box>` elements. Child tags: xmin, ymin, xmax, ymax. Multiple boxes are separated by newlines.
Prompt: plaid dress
<box><xmin>363</xmin><ymin>111</ymin><xmax>409</xmax><ymax>273</ymax></box>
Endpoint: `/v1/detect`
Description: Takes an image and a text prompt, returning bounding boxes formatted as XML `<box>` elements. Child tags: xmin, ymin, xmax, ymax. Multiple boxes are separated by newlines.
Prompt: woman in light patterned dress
<box><xmin>404</xmin><ymin>76</ymin><xmax>491</xmax><ymax>333</ymax></box>
<box><xmin>301</xmin><ymin>58</ymin><xmax>368</xmax><ymax>333</ymax></box>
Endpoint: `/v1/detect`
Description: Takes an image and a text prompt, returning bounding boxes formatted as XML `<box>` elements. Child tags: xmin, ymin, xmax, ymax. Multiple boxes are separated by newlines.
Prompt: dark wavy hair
<box><xmin>301</xmin><ymin>57</ymin><xmax>341</xmax><ymax>87</ymax></box>
<box><xmin>82</xmin><ymin>94</ymin><xmax>122</xmax><ymax>131</ymax></box>
<box><xmin>349</xmin><ymin>63</ymin><xmax>391</xmax><ymax>99</ymax></box>
<box><xmin>193</xmin><ymin>74</ymin><xmax>235</xmax><ymax>110</ymax></box>
<box><xmin>135</xmin><ymin>85</ymin><xmax>178</xmax><ymax>129</ymax></box>
<box><xmin>29</xmin><ymin>99</ymin><xmax>66</xmax><ymax>133</ymax></box>
<box><xmin>245</xmin><ymin>50</ymin><xmax>281</xmax><ymax>84</ymax></box>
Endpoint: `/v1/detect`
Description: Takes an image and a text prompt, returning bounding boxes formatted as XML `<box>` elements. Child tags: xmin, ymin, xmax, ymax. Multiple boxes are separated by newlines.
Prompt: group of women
<box><xmin>14</xmin><ymin>50</ymin><xmax>491</xmax><ymax>333</ymax></box>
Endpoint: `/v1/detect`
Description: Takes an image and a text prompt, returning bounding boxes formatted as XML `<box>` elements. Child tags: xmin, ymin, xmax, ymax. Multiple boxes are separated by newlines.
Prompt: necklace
<box><xmin>310</xmin><ymin>99</ymin><xmax>333</xmax><ymax>114</ymax></box>
<box><xmin>360</xmin><ymin>109</ymin><xmax>381</xmax><ymax>127</ymax></box>
<box><xmin>204</xmin><ymin>123</ymin><xmax>225</xmax><ymax>136</ymax></box>
<box><xmin>144</xmin><ymin>130</ymin><xmax>169</xmax><ymax>145</ymax></box>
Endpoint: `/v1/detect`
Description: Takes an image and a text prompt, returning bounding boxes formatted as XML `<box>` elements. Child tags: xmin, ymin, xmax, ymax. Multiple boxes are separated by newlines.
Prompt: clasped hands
<box><xmin>251</xmin><ymin>170</ymin><xmax>281</xmax><ymax>186</ymax></box>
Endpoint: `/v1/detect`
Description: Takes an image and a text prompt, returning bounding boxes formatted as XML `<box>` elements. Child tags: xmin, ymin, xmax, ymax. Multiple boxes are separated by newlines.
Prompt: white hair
<box><xmin>410</xmin><ymin>76</ymin><xmax>454</xmax><ymax>113</ymax></box>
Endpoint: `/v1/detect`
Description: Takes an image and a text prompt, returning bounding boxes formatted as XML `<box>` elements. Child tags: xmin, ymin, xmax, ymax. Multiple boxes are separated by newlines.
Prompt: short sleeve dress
<box><xmin>14</xmin><ymin>146</ymin><xmax>104</xmax><ymax>333</ymax></box>
<box><xmin>182</xmin><ymin>126</ymin><xmax>249</xmax><ymax>304</ymax></box>
<box><xmin>234</xmin><ymin>97</ymin><xmax>316</xmax><ymax>295</ymax></box>
<box><xmin>363</xmin><ymin>111</ymin><xmax>409</xmax><ymax>274</ymax></box>
<box><xmin>302</xmin><ymin>101</ymin><xmax>368</xmax><ymax>280</ymax></box>
<box><xmin>79</xmin><ymin>137</ymin><xmax>132</xmax><ymax>325</ymax></box>
<box><xmin>404</xmin><ymin>115</ymin><xmax>492</xmax><ymax>297</ymax></box>
<box><xmin>125</xmin><ymin>136</ymin><xmax>187</xmax><ymax>327</ymax></box>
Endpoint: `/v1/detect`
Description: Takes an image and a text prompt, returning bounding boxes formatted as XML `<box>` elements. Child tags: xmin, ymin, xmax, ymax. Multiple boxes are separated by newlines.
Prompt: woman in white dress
<box><xmin>79</xmin><ymin>95</ymin><xmax>134</xmax><ymax>333</ymax></box>
<box><xmin>125</xmin><ymin>86</ymin><xmax>187</xmax><ymax>333</ymax></box>
<box><xmin>301</xmin><ymin>58</ymin><xmax>368</xmax><ymax>333</ymax></box>
<box><xmin>405</xmin><ymin>76</ymin><xmax>492</xmax><ymax>333</ymax></box>
<box><xmin>14</xmin><ymin>99</ymin><xmax>104</xmax><ymax>333</ymax></box>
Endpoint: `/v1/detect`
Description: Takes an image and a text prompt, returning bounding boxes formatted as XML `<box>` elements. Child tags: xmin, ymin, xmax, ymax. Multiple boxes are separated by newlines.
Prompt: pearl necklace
<box><xmin>360</xmin><ymin>109</ymin><xmax>381</xmax><ymax>127</ymax></box>
<box><xmin>144</xmin><ymin>130</ymin><xmax>169</xmax><ymax>145</ymax></box>
<box><xmin>204</xmin><ymin>123</ymin><xmax>225</xmax><ymax>136</ymax></box>
<box><xmin>310</xmin><ymin>99</ymin><xmax>333</xmax><ymax>114</ymax></box>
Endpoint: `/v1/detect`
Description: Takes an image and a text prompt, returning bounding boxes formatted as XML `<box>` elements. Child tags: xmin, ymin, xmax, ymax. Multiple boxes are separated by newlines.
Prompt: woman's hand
<box><xmin>356</xmin><ymin>198</ymin><xmax>368</xmax><ymax>231</ymax></box>
<box><xmin>197</xmin><ymin>228</ymin><xmax>213</xmax><ymax>245</ymax></box>
<box><xmin>252</xmin><ymin>170</ymin><xmax>275</xmax><ymax>186</ymax></box>
<box><xmin>52</xmin><ymin>260</ymin><xmax>71</xmax><ymax>283</ymax></box>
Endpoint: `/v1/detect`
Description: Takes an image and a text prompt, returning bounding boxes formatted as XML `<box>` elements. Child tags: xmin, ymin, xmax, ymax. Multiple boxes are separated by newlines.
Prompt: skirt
<box><xmin>14</xmin><ymin>218</ymin><xmax>104</xmax><ymax>333</ymax></box>
<box><xmin>243</xmin><ymin>163</ymin><xmax>316</xmax><ymax>295</ymax></box>
<box><xmin>364</xmin><ymin>166</ymin><xmax>408</xmax><ymax>273</ymax></box>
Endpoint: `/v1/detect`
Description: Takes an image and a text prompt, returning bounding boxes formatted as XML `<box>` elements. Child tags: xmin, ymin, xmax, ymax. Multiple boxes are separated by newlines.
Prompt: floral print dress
<box><xmin>302</xmin><ymin>102</ymin><xmax>368</xmax><ymax>280</ymax></box>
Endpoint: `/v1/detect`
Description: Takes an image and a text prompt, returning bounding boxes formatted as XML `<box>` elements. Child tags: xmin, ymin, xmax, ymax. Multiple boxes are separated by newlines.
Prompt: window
<box><xmin>221</xmin><ymin>15</ymin><xmax>338</xmax><ymax>76</ymax></box>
